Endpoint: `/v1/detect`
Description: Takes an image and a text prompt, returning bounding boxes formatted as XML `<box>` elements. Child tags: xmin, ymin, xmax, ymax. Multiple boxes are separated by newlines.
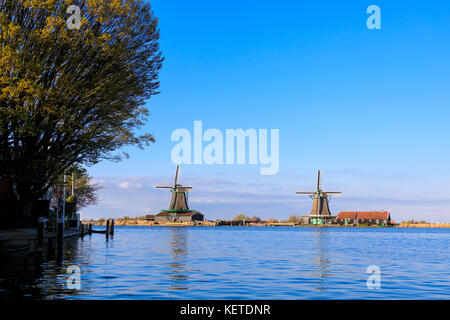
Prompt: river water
<box><xmin>0</xmin><ymin>226</ymin><xmax>449</xmax><ymax>299</ymax></box>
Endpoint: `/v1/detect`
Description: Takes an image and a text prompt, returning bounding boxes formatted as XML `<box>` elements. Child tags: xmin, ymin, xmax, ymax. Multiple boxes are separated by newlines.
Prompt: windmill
<box><xmin>296</xmin><ymin>170</ymin><xmax>341</xmax><ymax>223</ymax></box>
<box><xmin>156</xmin><ymin>165</ymin><xmax>193</xmax><ymax>221</ymax></box>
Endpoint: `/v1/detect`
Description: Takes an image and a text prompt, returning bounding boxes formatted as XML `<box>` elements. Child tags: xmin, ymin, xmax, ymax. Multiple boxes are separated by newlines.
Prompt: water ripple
<box><xmin>0</xmin><ymin>226</ymin><xmax>449</xmax><ymax>299</ymax></box>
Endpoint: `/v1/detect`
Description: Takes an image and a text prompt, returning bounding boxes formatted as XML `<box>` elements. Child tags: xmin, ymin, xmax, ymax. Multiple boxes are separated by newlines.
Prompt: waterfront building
<box><xmin>337</xmin><ymin>211</ymin><xmax>391</xmax><ymax>226</ymax></box>
<box><xmin>0</xmin><ymin>180</ymin><xmax>52</xmax><ymax>226</ymax></box>
<box><xmin>154</xmin><ymin>211</ymin><xmax>204</xmax><ymax>223</ymax></box>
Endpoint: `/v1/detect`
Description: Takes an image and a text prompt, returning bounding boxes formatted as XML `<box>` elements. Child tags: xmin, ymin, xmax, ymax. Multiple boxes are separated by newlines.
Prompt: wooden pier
<box><xmin>0</xmin><ymin>219</ymin><xmax>115</xmax><ymax>253</ymax></box>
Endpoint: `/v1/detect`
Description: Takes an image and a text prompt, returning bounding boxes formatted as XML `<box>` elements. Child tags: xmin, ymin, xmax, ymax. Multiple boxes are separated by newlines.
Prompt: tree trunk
<box><xmin>15</xmin><ymin>196</ymin><xmax>37</xmax><ymax>227</ymax></box>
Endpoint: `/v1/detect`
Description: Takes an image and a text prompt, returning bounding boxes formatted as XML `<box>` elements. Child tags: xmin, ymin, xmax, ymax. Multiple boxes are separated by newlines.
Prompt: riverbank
<box><xmin>396</xmin><ymin>222</ymin><xmax>450</xmax><ymax>228</ymax></box>
<box><xmin>85</xmin><ymin>219</ymin><xmax>217</xmax><ymax>227</ymax></box>
<box><xmin>83</xmin><ymin>219</ymin><xmax>450</xmax><ymax>228</ymax></box>
<box><xmin>88</xmin><ymin>219</ymin><xmax>148</xmax><ymax>226</ymax></box>
<box><xmin>0</xmin><ymin>225</ymin><xmax>92</xmax><ymax>253</ymax></box>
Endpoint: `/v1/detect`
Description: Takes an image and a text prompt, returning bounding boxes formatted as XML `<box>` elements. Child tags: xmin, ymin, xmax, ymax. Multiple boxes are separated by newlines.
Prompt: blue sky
<box><xmin>83</xmin><ymin>0</ymin><xmax>450</xmax><ymax>222</ymax></box>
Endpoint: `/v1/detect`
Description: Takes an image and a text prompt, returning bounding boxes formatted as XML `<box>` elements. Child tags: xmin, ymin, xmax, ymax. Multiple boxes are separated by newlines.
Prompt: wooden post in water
<box><xmin>106</xmin><ymin>219</ymin><xmax>110</xmax><ymax>237</ymax></box>
<box><xmin>37</xmin><ymin>218</ymin><xmax>45</xmax><ymax>248</ymax></box>
<box><xmin>29</xmin><ymin>239</ymin><xmax>37</xmax><ymax>253</ymax></box>
<box><xmin>47</xmin><ymin>236</ymin><xmax>55</xmax><ymax>253</ymax></box>
<box><xmin>57</xmin><ymin>218</ymin><xmax>64</xmax><ymax>249</ymax></box>
<box><xmin>110</xmin><ymin>219</ymin><xmax>114</xmax><ymax>236</ymax></box>
<box><xmin>88</xmin><ymin>224</ymin><xmax>92</xmax><ymax>234</ymax></box>
<box><xmin>80</xmin><ymin>223</ymin><xmax>85</xmax><ymax>236</ymax></box>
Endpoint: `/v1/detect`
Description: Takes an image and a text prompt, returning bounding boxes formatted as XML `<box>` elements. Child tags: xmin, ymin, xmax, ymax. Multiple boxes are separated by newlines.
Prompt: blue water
<box><xmin>0</xmin><ymin>226</ymin><xmax>449</xmax><ymax>299</ymax></box>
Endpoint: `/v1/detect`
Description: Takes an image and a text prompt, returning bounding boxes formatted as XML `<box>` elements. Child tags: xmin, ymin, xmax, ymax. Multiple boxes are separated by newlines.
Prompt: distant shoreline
<box><xmin>395</xmin><ymin>222</ymin><xmax>450</xmax><ymax>228</ymax></box>
<box><xmin>83</xmin><ymin>219</ymin><xmax>450</xmax><ymax>228</ymax></box>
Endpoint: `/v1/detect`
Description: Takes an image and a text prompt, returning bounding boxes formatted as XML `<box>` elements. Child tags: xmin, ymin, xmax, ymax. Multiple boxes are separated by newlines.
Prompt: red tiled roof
<box><xmin>337</xmin><ymin>212</ymin><xmax>358</xmax><ymax>219</ymax></box>
<box><xmin>338</xmin><ymin>211</ymin><xmax>390</xmax><ymax>220</ymax></box>
<box><xmin>178</xmin><ymin>211</ymin><xmax>203</xmax><ymax>216</ymax></box>
<box><xmin>156</xmin><ymin>211</ymin><xmax>171</xmax><ymax>217</ymax></box>
<box><xmin>358</xmin><ymin>211</ymin><xmax>389</xmax><ymax>220</ymax></box>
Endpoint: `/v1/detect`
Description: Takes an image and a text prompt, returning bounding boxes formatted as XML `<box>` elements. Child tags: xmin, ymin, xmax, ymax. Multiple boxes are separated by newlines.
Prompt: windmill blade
<box><xmin>177</xmin><ymin>186</ymin><xmax>192</xmax><ymax>192</ymax></box>
<box><xmin>296</xmin><ymin>191</ymin><xmax>315</xmax><ymax>194</ymax></box>
<box><xmin>174</xmin><ymin>165</ymin><xmax>180</xmax><ymax>185</ymax></box>
<box><xmin>156</xmin><ymin>185</ymin><xmax>173</xmax><ymax>189</ymax></box>
<box><xmin>317</xmin><ymin>170</ymin><xmax>322</xmax><ymax>191</ymax></box>
<box><xmin>325</xmin><ymin>192</ymin><xmax>341</xmax><ymax>197</ymax></box>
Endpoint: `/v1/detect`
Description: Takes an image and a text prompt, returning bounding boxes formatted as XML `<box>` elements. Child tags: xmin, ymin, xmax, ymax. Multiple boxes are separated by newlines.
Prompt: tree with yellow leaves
<box><xmin>0</xmin><ymin>0</ymin><xmax>163</xmax><ymax>223</ymax></box>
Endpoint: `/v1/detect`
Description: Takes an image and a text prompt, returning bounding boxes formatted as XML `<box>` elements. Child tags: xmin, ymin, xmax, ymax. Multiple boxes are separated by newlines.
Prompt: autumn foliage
<box><xmin>0</xmin><ymin>0</ymin><xmax>163</xmax><ymax>220</ymax></box>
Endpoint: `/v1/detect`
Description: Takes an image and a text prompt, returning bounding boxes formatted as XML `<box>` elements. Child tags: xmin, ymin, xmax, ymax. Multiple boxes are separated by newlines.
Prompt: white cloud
<box><xmin>118</xmin><ymin>181</ymin><xmax>130</xmax><ymax>189</ymax></box>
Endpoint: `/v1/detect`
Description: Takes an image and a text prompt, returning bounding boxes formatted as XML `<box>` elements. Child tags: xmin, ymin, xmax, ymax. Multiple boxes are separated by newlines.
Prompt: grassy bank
<box><xmin>396</xmin><ymin>222</ymin><xmax>450</xmax><ymax>228</ymax></box>
<box><xmin>84</xmin><ymin>219</ymin><xmax>148</xmax><ymax>226</ymax></box>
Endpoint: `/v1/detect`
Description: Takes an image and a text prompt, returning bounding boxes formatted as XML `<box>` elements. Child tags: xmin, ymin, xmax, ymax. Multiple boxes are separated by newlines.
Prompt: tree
<box><xmin>51</xmin><ymin>165</ymin><xmax>101</xmax><ymax>214</ymax></box>
<box><xmin>233</xmin><ymin>213</ymin><xmax>250</xmax><ymax>221</ymax></box>
<box><xmin>233</xmin><ymin>214</ymin><xmax>243</xmax><ymax>221</ymax></box>
<box><xmin>0</xmin><ymin>0</ymin><xmax>163</xmax><ymax>221</ymax></box>
<box><xmin>288</xmin><ymin>215</ymin><xmax>301</xmax><ymax>224</ymax></box>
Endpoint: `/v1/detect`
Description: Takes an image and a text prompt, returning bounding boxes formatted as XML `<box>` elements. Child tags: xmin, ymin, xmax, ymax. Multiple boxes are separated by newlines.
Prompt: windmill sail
<box><xmin>174</xmin><ymin>165</ymin><xmax>180</xmax><ymax>186</ymax></box>
<box><xmin>156</xmin><ymin>185</ymin><xmax>172</xmax><ymax>189</ymax></box>
<box><xmin>317</xmin><ymin>170</ymin><xmax>321</xmax><ymax>192</ymax></box>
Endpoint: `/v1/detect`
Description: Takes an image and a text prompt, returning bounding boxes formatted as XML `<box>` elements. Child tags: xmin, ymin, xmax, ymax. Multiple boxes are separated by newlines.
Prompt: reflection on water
<box><xmin>312</xmin><ymin>228</ymin><xmax>331</xmax><ymax>291</ymax></box>
<box><xmin>1</xmin><ymin>226</ymin><xmax>449</xmax><ymax>299</ymax></box>
<box><xmin>0</xmin><ymin>251</ymin><xmax>43</xmax><ymax>299</ymax></box>
<box><xmin>167</xmin><ymin>228</ymin><xmax>189</xmax><ymax>290</ymax></box>
<box><xmin>0</xmin><ymin>234</ymin><xmax>90</xmax><ymax>300</ymax></box>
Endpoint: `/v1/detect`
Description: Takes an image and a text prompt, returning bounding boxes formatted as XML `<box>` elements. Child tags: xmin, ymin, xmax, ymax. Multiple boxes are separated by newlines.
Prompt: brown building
<box><xmin>0</xmin><ymin>180</ymin><xmax>53</xmax><ymax>227</ymax></box>
<box><xmin>337</xmin><ymin>211</ymin><xmax>391</xmax><ymax>226</ymax></box>
<box><xmin>154</xmin><ymin>211</ymin><xmax>204</xmax><ymax>223</ymax></box>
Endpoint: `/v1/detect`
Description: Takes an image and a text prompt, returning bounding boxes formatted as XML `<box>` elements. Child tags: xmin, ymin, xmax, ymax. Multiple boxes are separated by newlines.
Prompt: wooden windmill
<box><xmin>296</xmin><ymin>170</ymin><xmax>341</xmax><ymax>218</ymax></box>
<box><xmin>156</xmin><ymin>165</ymin><xmax>193</xmax><ymax>221</ymax></box>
